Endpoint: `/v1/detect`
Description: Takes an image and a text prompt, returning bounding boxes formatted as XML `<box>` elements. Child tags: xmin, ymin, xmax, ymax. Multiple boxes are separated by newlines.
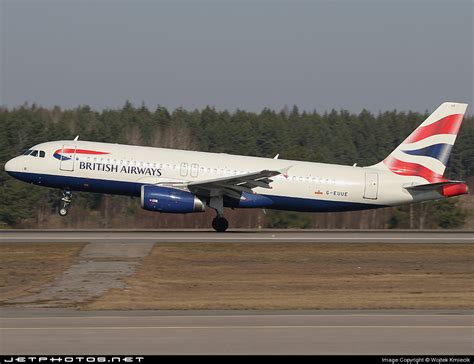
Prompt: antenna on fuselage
<box><xmin>273</xmin><ymin>154</ymin><xmax>279</xmax><ymax>159</ymax></box>
<box><xmin>73</xmin><ymin>135</ymin><xmax>79</xmax><ymax>141</ymax></box>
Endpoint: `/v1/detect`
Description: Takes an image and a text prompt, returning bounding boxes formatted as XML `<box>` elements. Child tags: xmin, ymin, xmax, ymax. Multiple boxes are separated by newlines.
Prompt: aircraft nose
<box><xmin>4</xmin><ymin>157</ymin><xmax>18</xmax><ymax>175</ymax></box>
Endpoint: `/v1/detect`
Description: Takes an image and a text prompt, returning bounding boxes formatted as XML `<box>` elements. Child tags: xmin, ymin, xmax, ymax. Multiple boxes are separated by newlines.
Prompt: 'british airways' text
<box><xmin>79</xmin><ymin>162</ymin><xmax>162</xmax><ymax>176</ymax></box>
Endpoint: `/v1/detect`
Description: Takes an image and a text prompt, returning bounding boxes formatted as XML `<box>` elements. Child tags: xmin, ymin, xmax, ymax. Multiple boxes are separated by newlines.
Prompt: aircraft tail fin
<box><xmin>374</xmin><ymin>102</ymin><xmax>468</xmax><ymax>183</ymax></box>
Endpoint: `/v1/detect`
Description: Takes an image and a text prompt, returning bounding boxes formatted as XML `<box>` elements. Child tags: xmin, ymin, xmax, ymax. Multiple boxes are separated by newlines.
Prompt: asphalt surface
<box><xmin>0</xmin><ymin>310</ymin><xmax>472</xmax><ymax>354</ymax></box>
<box><xmin>1</xmin><ymin>231</ymin><xmax>472</xmax><ymax>354</ymax></box>
<box><xmin>1</xmin><ymin>229</ymin><xmax>473</xmax><ymax>243</ymax></box>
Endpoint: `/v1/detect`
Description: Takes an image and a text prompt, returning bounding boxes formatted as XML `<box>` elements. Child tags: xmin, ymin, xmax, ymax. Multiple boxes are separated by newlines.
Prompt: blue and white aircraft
<box><xmin>4</xmin><ymin>102</ymin><xmax>469</xmax><ymax>231</ymax></box>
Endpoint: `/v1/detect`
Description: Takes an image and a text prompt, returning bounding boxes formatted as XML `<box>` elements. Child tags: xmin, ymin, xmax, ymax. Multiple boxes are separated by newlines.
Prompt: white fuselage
<box><xmin>4</xmin><ymin>140</ymin><xmax>439</xmax><ymax>212</ymax></box>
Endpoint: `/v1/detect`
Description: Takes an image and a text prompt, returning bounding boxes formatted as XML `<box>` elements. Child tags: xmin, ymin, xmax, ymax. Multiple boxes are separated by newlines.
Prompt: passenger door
<box><xmin>59</xmin><ymin>145</ymin><xmax>76</xmax><ymax>171</ymax></box>
<box><xmin>363</xmin><ymin>172</ymin><xmax>378</xmax><ymax>200</ymax></box>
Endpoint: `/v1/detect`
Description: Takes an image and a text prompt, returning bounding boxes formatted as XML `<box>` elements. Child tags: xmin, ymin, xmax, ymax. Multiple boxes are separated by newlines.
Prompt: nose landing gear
<box><xmin>58</xmin><ymin>190</ymin><xmax>72</xmax><ymax>216</ymax></box>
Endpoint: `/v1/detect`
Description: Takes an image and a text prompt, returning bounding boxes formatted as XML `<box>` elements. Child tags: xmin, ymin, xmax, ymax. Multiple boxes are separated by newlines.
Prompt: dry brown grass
<box><xmin>87</xmin><ymin>243</ymin><xmax>474</xmax><ymax>310</ymax></box>
<box><xmin>0</xmin><ymin>243</ymin><xmax>85</xmax><ymax>303</ymax></box>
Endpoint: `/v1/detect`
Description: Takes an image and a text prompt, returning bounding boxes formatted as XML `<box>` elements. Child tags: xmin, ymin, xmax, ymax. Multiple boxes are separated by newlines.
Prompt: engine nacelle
<box><xmin>224</xmin><ymin>192</ymin><xmax>274</xmax><ymax>208</ymax></box>
<box><xmin>141</xmin><ymin>185</ymin><xmax>205</xmax><ymax>213</ymax></box>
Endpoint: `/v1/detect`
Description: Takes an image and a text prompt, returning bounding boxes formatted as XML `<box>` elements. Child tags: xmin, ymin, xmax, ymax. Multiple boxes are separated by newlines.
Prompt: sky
<box><xmin>1</xmin><ymin>0</ymin><xmax>472</xmax><ymax>114</ymax></box>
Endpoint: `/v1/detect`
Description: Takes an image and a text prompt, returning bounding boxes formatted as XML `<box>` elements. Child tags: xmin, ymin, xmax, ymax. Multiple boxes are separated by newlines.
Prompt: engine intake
<box><xmin>141</xmin><ymin>185</ymin><xmax>205</xmax><ymax>213</ymax></box>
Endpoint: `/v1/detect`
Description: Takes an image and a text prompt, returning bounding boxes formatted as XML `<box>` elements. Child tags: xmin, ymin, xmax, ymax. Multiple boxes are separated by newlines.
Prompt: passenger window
<box><xmin>39</xmin><ymin>151</ymin><xmax>45</xmax><ymax>158</ymax></box>
<box><xmin>31</xmin><ymin>150</ymin><xmax>38</xmax><ymax>157</ymax></box>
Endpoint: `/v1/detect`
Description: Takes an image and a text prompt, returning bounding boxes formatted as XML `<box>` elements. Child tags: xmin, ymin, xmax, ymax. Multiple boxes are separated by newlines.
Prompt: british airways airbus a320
<box><xmin>4</xmin><ymin>102</ymin><xmax>469</xmax><ymax>231</ymax></box>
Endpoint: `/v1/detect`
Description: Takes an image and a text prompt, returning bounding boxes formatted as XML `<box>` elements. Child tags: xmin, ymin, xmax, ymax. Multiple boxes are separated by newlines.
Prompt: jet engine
<box><xmin>140</xmin><ymin>185</ymin><xmax>205</xmax><ymax>213</ymax></box>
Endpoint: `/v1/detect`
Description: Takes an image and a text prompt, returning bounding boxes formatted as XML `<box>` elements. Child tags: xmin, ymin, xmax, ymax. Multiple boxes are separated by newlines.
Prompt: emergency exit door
<box><xmin>363</xmin><ymin>172</ymin><xmax>378</xmax><ymax>200</ymax></box>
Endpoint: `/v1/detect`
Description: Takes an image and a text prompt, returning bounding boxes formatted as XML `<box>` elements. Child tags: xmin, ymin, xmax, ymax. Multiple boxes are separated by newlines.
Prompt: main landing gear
<box><xmin>58</xmin><ymin>190</ymin><xmax>72</xmax><ymax>216</ymax></box>
<box><xmin>209</xmin><ymin>195</ymin><xmax>229</xmax><ymax>232</ymax></box>
<box><xmin>212</xmin><ymin>216</ymin><xmax>229</xmax><ymax>233</ymax></box>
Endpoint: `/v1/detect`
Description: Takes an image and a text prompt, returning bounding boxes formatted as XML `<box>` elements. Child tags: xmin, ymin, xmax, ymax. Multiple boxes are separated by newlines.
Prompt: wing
<box><xmin>157</xmin><ymin>167</ymin><xmax>291</xmax><ymax>199</ymax></box>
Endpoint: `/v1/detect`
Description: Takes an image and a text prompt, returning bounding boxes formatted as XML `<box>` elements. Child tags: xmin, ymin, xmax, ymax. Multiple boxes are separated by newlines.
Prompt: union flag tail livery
<box><xmin>4</xmin><ymin>101</ymin><xmax>469</xmax><ymax>231</ymax></box>
<box><xmin>378</xmin><ymin>102</ymin><xmax>468</xmax><ymax>183</ymax></box>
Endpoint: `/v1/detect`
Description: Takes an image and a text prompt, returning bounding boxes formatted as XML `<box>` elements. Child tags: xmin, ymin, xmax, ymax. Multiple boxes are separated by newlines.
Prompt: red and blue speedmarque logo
<box><xmin>53</xmin><ymin>148</ymin><xmax>110</xmax><ymax>161</ymax></box>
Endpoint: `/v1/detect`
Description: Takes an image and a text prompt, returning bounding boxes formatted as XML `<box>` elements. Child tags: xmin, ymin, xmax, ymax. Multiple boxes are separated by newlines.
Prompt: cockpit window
<box><xmin>23</xmin><ymin>149</ymin><xmax>46</xmax><ymax>157</ymax></box>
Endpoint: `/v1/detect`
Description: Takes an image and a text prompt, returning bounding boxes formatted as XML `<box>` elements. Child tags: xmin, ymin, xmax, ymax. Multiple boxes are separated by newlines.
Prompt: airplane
<box><xmin>4</xmin><ymin>102</ymin><xmax>469</xmax><ymax>232</ymax></box>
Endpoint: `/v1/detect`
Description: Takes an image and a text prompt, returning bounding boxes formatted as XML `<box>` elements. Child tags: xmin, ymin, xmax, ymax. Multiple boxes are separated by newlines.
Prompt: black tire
<box><xmin>58</xmin><ymin>208</ymin><xmax>68</xmax><ymax>216</ymax></box>
<box><xmin>212</xmin><ymin>217</ymin><xmax>229</xmax><ymax>232</ymax></box>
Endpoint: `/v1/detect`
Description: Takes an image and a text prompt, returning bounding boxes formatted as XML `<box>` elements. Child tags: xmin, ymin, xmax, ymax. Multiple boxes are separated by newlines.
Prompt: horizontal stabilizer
<box><xmin>404</xmin><ymin>180</ymin><xmax>465</xmax><ymax>191</ymax></box>
<box><xmin>405</xmin><ymin>180</ymin><xmax>468</xmax><ymax>197</ymax></box>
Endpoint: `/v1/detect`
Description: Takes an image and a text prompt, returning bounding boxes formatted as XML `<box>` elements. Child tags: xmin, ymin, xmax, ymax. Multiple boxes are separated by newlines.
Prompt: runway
<box><xmin>0</xmin><ymin>310</ymin><xmax>472</xmax><ymax>354</ymax></box>
<box><xmin>1</xmin><ymin>229</ymin><xmax>473</xmax><ymax>243</ymax></box>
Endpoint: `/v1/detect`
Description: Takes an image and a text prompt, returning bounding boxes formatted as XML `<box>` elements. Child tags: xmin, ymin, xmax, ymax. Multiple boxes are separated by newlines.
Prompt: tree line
<box><xmin>0</xmin><ymin>102</ymin><xmax>472</xmax><ymax>229</ymax></box>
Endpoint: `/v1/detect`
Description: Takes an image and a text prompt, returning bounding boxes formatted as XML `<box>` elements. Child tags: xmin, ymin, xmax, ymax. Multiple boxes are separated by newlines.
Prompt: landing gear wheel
<box><xmin>58</xmin><ymin>190</ymin><xmax>72</xmax><ymax>217</ymax></box>
<box><xmin>212</xmin><ymin>217</ymin><xmax>229</xmax><ymax>232</ymax></box>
